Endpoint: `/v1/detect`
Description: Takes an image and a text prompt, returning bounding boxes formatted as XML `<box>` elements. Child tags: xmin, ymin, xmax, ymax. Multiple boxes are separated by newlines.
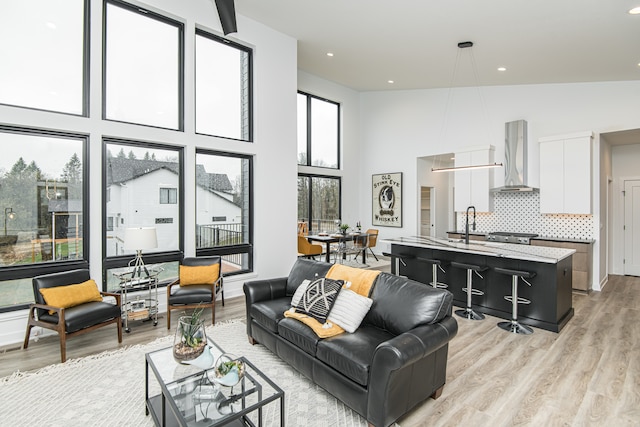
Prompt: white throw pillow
<box><xmin>290</xmin><ymin>279</ymin><xmax>311</xmax><ymax>307</ymax></box>
<box><xmin>327</xmin><ymin>289</ymin><xmax>373</xmax><ymax>333</ymax></box>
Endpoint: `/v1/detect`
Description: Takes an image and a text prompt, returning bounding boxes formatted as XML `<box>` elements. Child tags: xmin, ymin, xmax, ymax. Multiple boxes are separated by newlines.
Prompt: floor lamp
<box><xmin>124</xmin><ymin>227</ymin><xmax>158</xmax><ymax>278</ymax></box>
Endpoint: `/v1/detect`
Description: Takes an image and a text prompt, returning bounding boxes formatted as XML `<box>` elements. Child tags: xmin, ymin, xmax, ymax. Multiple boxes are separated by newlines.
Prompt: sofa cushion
<box><xmin>250</xmin><ymin>298</ymin><xmax>291</xmax><ymax>333</ymax></box>
<box><xmin>277</xmin><ymin>317</ymin><xmax>321</xmax><ymax>356</ymax></box>
<box><xmin>295</xmin><ymin>277</ymin><xmax>343</xmax><ymax>323</ymax></box>
<box><xmin>365</xmin><ymin>273</ymin><xmax>453</xmax><ymax>335</ymax></box>
<box><xmin>286</xmin><ymin>258</ymin><xmax>333</xmax><ymax>296</ymax></box>
<box><xmin>316</xmin><ymin>325</ymin><xmax>394</xmax><ymax>387</ymax></box>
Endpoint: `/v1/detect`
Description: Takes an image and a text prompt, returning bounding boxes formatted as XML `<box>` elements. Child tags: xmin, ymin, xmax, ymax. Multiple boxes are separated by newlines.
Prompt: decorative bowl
<box><xmin>211</xmin><ymin>353</ymin><xmax>245</xmax><ymax>387</ymax></box>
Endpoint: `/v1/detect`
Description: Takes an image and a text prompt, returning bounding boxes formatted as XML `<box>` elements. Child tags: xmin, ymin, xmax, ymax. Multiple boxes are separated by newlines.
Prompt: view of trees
<box><xmin>0</xmin><ymin>153</ymin><xmax>83</xmax><ymax>266</ymax></box>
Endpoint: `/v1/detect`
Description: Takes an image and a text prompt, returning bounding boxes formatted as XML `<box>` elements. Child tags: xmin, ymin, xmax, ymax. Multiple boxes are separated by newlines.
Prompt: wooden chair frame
<box><xmin>166</xmin><ymin>273</ymin><xmax>224</xmax><ymax>329</ymax></box>
<box><xmin>23</xmin><ymin>291</ymin><xmax>122</xmax><ymax>363</ymax></box>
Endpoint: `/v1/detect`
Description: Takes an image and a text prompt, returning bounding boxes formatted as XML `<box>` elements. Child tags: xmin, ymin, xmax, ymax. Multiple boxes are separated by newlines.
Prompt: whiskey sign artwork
<box><xmin>372</xmin><ymin>173</ymin><xmax>402</xmax><ymax>227</ymax></box>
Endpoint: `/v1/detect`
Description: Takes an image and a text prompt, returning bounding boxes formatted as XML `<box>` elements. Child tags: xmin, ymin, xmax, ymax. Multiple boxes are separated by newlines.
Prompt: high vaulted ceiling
<box><xmin>235</xmin><ymin>0</ymin><xmax>640</xmax><ymax>92</ymax></box>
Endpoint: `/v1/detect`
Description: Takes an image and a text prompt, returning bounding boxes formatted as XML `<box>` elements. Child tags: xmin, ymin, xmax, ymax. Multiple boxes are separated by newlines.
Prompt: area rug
<box><xmin>0</xmin><ymin>320</ymin><xmax>368</xmax><ymax>427</ymax></box>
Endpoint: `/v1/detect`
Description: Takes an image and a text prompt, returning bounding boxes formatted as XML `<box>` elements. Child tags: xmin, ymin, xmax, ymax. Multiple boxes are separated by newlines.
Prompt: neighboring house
<box><xmin>106</xmin><ymin>157</ymin><xmax>239</xmax><ymax>256</ymax></box>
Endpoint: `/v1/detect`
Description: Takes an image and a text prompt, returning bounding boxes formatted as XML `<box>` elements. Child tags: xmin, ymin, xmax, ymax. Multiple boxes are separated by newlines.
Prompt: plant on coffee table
<box><xmin>173</xmin><ymin>306</ymin><xmax>207</xmax><ymax>363</ymax></box>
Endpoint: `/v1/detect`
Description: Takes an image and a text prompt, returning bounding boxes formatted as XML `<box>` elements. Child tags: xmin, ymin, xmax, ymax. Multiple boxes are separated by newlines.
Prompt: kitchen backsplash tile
<box><xmin>456</xmin><ymin>192</ymin><xmax>595</xmax><ymax>239</ymax></box>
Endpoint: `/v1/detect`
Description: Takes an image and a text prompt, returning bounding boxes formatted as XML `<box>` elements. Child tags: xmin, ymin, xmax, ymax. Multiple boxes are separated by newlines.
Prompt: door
<box><xmin>624</xmin><ymin>179</ymin><xmax>640</xmax><ymax>276</ymax></box>
<box><xmin>420</xmin><ymin>187</ymin><xmax>435</xmax><ymax>237</ymax></box>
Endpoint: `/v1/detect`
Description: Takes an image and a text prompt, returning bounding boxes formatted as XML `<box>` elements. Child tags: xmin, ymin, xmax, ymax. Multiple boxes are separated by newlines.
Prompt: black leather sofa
<box><xmin>243</xmin><ymin>259</ymin><xmax>458</xmax><ymax>427</ymax></box>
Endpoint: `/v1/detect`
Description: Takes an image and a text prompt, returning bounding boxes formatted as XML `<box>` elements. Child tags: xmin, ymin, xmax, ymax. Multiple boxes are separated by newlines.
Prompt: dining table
<box><xmin>306</xmin><ymin>232</ymin><xmax>369</xmax><ymax>264</ymax></box>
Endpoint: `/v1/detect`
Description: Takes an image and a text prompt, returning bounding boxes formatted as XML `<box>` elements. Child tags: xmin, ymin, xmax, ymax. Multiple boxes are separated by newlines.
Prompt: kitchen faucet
<box><xmin>465</xmin><ymin>206</ymin><xmax>476</xmax><ymax>244</ymax></box>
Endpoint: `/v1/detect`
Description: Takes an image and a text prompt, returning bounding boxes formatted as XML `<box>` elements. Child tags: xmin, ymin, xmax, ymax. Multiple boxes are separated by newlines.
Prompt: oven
<box><xmin>486</xmin><ymin>232</ymin><xmax>538</xmax><ymax>245</ymax></box>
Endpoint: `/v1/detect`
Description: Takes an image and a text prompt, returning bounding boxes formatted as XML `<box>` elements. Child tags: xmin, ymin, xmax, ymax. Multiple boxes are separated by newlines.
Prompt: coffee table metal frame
<box><xmin>145</xmin><ymin>344</ymin><xmax>284</xmax><ymax>427</ymax></box>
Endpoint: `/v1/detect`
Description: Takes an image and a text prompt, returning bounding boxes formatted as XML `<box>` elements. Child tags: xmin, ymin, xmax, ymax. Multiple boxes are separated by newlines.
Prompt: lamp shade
<box><xmin>124</xmin><ymin>227</ymin><xmax>158</xmax><ymax>251</ymax></box>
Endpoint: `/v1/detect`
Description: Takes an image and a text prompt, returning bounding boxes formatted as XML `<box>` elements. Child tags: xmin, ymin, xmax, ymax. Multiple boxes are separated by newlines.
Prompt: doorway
<box><xmin>624</xmin><ymin>179</ymin><xmax>640</xmax><ymax>276</ymax></box>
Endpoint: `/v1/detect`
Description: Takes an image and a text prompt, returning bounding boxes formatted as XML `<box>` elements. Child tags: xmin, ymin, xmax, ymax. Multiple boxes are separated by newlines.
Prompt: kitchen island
<box><xmin>381</xmin><ymin>236</ymin><xmax>575</xmax><ymax>332</ymax></box>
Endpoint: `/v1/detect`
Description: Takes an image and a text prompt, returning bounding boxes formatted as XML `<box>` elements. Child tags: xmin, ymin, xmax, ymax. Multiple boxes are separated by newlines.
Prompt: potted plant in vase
<box><xmin>339</xmin><ymin>223</ymin><xmax>350</xmax><ymax>235</ymax></box>
<box><xmin>173</xmin><ymin>306</ymin><xmax>207</xmax><ymax>363</ymax></box>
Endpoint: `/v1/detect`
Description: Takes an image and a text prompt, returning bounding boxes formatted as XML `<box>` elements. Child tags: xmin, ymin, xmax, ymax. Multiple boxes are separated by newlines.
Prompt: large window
<box><xmin>298</xmin><ymin>175</ymin><xmax>341</xmax><ymax>233</ymax></box>
<box><xmin>103</xmin><ymin>140</ymin><xmax>183</xmax><ymax>291</ymax></box>
<box><xmin>104</xmin><ymin>0</ymin><xmax>183</xmax><ymax>130</ymax></box>
<box><xmin>0</xmin><ymin>0</ymin><xmax>87</xmax><ymax>115</ymax></box>
<box><xmin>297</xmin><ymin>92</ymin><xmax>340</xmax><ymax>169</ymax></box>
<box><xmin>195</xmin><ymin>29</ymin><xmax>252</xmax><ymax>141</ymax></box>
<box><xmin>0</xmin><ymin>127</ymin><xmax>87</xmax><ymax>310</ymax></box>
<box><xmin>195</xmin><ymin>150</ymin><xmax>252</xmax><ymax>276</ymax></box>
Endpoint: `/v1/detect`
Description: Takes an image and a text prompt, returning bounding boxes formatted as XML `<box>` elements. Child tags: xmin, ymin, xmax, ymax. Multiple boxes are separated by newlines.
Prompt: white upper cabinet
<box><xmin>539</xmin><ymin>132</ymin><xmax>593</xmax><ymax>214</ymax></box>
<box><xmin>454</xmin><ymin>145</ymin><xmax>495</xmax><ymax>212</ymax></box>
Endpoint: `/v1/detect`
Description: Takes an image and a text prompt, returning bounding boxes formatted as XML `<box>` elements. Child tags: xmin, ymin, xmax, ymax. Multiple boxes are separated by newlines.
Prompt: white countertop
<box><xmin>381</xmin><ymin>236</ymin><xmax>575</xmax><ymax>264</ymax></box>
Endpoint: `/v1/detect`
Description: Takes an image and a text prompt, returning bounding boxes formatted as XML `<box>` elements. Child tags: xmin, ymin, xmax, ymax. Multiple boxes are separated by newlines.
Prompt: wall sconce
<box><xmin>4</xmin><ymin>207</ymin><xmax>16</xmax><ymax>236</ymax></box>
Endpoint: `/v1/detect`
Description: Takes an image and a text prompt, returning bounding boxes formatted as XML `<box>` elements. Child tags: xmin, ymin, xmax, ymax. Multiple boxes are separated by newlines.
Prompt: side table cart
<box><xmin>112</xmin><ymin>263</ymin><xmax>164</xmax><ymax>332</ymax></box>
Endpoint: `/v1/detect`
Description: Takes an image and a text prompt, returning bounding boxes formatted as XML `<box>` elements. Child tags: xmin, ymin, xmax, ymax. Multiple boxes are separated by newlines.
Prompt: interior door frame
<box><xmin>623</xmin><ymin>178</ymin><xmax>640</xmax><ymax>276</ymax></box>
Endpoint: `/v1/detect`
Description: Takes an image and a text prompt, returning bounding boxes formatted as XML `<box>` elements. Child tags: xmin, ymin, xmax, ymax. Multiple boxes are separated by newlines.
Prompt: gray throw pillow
<box><xmin>327</xmin><ymin>289</ymin><xmax>373</xmax><ymax>333</ymax></box>
<box><xmin>295</xmin><ymin>277</ymin><xmax>344</xmax><ymax>323</ymax></box>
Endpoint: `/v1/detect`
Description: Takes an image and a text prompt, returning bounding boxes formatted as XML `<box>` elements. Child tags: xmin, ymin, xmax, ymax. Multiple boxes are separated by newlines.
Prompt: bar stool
<box><xmin>451</xmin><ymin>261</ymin><xmax>487</xmax><ymax>320</ymax></box>
<box><xmin>382</xmin><ymin>252</ymin><xmax>414</xmax><ymax>276</ymax></box>
<box><xmin>495</xmin><ymin>267</ymin><xmax>536</xmax><ymax>335</ymax></box>
<box><xmin>416</xmin><ymin>257</ymin><xmax>448</xmax><ymax>289</ymax></box>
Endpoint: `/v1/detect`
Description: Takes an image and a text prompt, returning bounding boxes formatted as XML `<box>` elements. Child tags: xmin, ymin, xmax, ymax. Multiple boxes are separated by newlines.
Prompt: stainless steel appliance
<box><xmin>486</xmin><ymin>232</ymin><xmax>538</xmax><ymax>245</ymax></box>
<box><xmin>491</xmin><ymin>119</ymin><xmax>539</xmax><ymax>192</ymax></box>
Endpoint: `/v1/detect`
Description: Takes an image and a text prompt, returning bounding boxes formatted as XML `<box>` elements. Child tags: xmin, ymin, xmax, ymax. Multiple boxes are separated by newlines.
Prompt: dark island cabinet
<box><xmin>390</xmin><ymin>244</ymin><xmax>573</xmax><ymax>333</ymax></box>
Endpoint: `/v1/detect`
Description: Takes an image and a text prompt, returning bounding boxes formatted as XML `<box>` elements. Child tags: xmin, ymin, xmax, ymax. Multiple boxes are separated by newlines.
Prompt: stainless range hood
<box><xmin>491</xmin><ymin>119</ymin><xmax>538</xmax><ymax>192</ymax></box>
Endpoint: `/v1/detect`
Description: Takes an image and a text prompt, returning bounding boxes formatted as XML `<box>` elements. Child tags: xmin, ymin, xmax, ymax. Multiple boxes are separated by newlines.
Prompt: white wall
<box><xmin>610</xmin><ymin>143</ymin><xmax>640</xmax><ymax>275</ymax></box>
<box><xmin>0</xmin><ymin>0</ymin><xmax>298</xmax><ymax>347</ymax></box>
<box><xmin>356</xmin><ymin>81</ymin><xmax>640</xmax><ymax>276</ymax></box>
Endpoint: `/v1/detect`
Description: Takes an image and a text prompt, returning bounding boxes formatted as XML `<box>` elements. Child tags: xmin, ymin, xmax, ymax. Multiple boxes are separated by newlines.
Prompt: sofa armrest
<box><xmin>243</xmin><ymin>277</ymin><xmax>288</xmax><ymax>336</ymax></box>
<box><xmin>367</xmin><ymin>316</ymin><xmax>458</xmax><ymax>427</ymax></box>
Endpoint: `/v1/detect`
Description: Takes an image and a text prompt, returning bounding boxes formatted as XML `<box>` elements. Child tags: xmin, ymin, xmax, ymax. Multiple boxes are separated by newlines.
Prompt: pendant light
<box><xmin>432</xmin><ymin>41</ymin><xmax>502</xmax><ymax>173</ymax></box>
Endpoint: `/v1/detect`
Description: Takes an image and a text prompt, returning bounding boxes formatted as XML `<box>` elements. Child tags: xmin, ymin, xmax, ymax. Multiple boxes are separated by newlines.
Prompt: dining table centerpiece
<box><xmin>339</xmin><ymin>223</ymin><xmax>350</xmax><ymax>235</ymax></box>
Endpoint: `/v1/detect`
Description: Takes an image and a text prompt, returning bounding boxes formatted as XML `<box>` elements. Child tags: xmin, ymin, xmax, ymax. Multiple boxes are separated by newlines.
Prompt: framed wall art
<box><xmin>372</xmin><ymin>172</ymin><xmax>402</xmax><ymax>227</ymax></box>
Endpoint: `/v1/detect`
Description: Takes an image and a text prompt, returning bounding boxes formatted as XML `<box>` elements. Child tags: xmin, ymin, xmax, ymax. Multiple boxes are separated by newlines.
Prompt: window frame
<box><xmin>194</xmin><ymin>28</ymin><xmax>254</xmax><ymax>142</ymax></box>
<box><xmin>297</xmin><ymin>91</ymin><xmax>341</xmax><ymax>169</ymax></box>
<box><xmin>102</xmin><ymin>0</ymin><xmax>185</xmax><ymax>131</ymax></box>
<box><xmin>0</xmin><ymin>0</ymin><xmax>90</xmax><ymax>117</ymax></box>
<box><xmin>298</xmin><ymin>173</ymin><xmax>342</xmax><ymax>234</ymax></box>
<box><xmin>159</xmin><ymin>187</ymin><xmax>178</xmax><ymax>204</ymax></box>
<box><xmin>101</xmin><ymin>137</ymin><xmax>185</xmax><ymax>289</ymax></box>
<box><xmin>0</xmin><ymin>125</ymin><xmax>90</xmax><ymax>313</ymax></box>
<box><xmin>194</xmin><ymin>149</ymin><xmax>253</xmax><ymax>276</ymax></box>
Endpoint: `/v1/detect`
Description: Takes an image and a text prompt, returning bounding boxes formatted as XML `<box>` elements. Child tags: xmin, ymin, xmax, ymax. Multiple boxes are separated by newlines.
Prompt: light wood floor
<box><xmin>2</xmin><ymin>273</ymin><xmax>638</xmax><ymax>426</ymax></box>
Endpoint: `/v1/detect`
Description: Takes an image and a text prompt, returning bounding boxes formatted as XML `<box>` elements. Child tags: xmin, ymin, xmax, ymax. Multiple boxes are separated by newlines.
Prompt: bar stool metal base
<box><xmin>455</xmin><ymin>308</ymin><xmax>485</xmax><ymax>320</ymax></box>
<box><xmin>498</xmin><ymin>320</ymin><xmax>533</xmax><ymax>334</ymax></box>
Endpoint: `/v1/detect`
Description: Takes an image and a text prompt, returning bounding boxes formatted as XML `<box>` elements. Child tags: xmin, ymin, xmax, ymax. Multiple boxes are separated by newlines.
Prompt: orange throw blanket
<box><xmin>284</xmin><ymin>264</ymin><xmax>381</xmax><ymax>338</ymax></box>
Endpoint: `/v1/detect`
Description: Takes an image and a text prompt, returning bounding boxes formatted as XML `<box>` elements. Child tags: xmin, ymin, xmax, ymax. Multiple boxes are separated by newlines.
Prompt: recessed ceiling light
<box><xmin>46</xmin><ymin>22</ymin><xmax>57</xmax><ymax>30</ymax></box>
<box><xmin>497</xmin><ymin>67</ymin><xmax>507</xmax><ymax>72</ymax></box>
<box><xmin>388</xmin><ymin>80</ymin><xmax>394</xmax><ymax>84</ymax></box>
<box><xmin>628</xmin><ymin>6</ymin><xmax>640</xmax><ymax>14</ymax></box>
<box><xmin>326</xmin><ymin>52</ymin><xmax>334</xmax><ymax>57</ymax></box>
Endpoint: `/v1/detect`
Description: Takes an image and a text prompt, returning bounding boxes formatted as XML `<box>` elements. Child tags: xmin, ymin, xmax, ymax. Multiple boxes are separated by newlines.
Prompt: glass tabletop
<box><xmin>146</xmin><ymin>343</ymin><xmax>284</xmax><ymax>427</ymax></box>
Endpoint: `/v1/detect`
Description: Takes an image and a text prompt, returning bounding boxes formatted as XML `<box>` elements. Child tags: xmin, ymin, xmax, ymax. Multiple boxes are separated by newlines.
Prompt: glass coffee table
<box><xmin>145</xmin><ymin>341</ymin><xmax>284</xmax><ymax>426</ymax></box>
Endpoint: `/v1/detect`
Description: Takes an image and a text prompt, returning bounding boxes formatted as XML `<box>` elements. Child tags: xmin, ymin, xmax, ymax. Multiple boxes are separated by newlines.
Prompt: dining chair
<box><xmin>333</xmin><ymin>234</ymin><xmax>368</xmax><ymax>265</ymax></box>
<box><xmin>298</xmin><ymin>235</ymin><xmax>322</xmax><ymax>259</ymax></box>
<box><xmin>355</xmin><ymin>229</ymin><xmax>379</xmax><ymax>262</ymax></box>
<box><xmin>297</xmin><ymin>222</ymin><xmax>309</xmax><ymax>236</ymax></box>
